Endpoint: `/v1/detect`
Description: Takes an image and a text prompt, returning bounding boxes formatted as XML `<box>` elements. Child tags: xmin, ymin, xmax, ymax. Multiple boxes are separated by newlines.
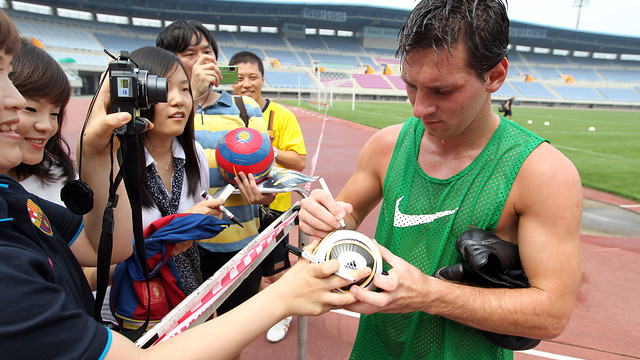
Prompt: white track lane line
<box><xmin>329</xmin><ymin>310</ymin><xmax>589</xmax><ymax>360</ymax></box>
<box><xmin>519</xmin><ymin>349</ymin><xmax>587</xmax><ymax>360</ymax></box>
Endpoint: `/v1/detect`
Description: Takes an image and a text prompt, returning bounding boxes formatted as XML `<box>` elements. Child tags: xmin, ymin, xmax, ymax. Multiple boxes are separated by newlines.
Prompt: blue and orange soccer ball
<box><xmin>215</xmin><ymin>128</ymin><xmax>274</xmax><ymax>185</ymax></box>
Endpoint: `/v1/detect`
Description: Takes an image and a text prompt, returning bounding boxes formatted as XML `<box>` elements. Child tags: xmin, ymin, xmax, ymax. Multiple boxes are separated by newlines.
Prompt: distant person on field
<box><xmin>502</xmin><ymin>96</ymin><xmax>515</xmax><ymax>120</ymax></box>
<box><xmin>229</xmin><ymin>50</ymin><xmax>307</xmax><ymax>343</ymax></box>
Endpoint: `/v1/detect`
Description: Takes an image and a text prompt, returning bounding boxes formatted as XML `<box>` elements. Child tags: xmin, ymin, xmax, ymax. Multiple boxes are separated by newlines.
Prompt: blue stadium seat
<box><xmin>552</xmin><ymin>86</ymin><xmax>605</xmax><ymax>101</ymax></box>
<box><xmin>14</xmin><ymin>19</ymin><xmax>103</xmax><ymax>51</ymax></box>
<box><xmin>558</xmin><ymin>68</ymin><xmax>602</xmax><ymax>81</ymax></box>
<box><xmin>519</xmin><ymin>52</ymin><xmax>570</xmax><ymax>65</ymax></box>
<box><xmin>495</xmin><ymin>81</ymin><xmax>521</xmax><ymax>98</ymax></box>
<box><xmin>222</xmin><ymin>46</ymin><xmax>266</xmax><ymax>62</ymax></box>
<box><xmin>234</xmin><ymin>32</ymin><xmax>286</xmax><ymax>47</ymax></box>
<box><xmin>533</xmin><ymin>66</ymin><xmax>561</xmax><ymax>80</ymax></box>
<box><xmin>516</xmin><ymin>65</ymin><xmax>538</xmax><ymax>79</ymax></box>
<box><xmin>94</xmin><ymin>33</ymin><xmax>155</xmax><ymax>53</ymax></box>
<box><xmin>287</xmin><ymin>35</ymin><xmax>327</xmax><ymax>50</ymax></box>
<box><xmin>265</xmin><ymin>71</ymin><xmax>315</xmax><ymax>88</ymax></box>
<box><xmin>264</xmin><ymin>50</ymin><xmax>303</xmax><ymax>66</ymax></box>
<box><xmin>598</xmin><ymin>69</ymin><xmax>640</xmax><ymax>82</ymax></box>
<box><xmin>511</xmin><ymin>81</ymin><xmax>557</xmax><ymax>99</ymax></box>
<box><xmin>598</xmin><ymin>88</ymin><xmax>640</xmax><ymax>102</ymax></box>
<box><xmin>309</xmin><ymin>53</ymin><xmax>361</xmax><ymax>67</ymax></box>
<box><xmin>360</xmin><ymin>56</ymin><xmax>379</xmax><ymax>69</ymax></box>
<box><xmin>323</xmin><ymin>36</ymin><xmax>363</xmax><ymax>52</ymax></box>
<box><xmin>569</xmin><ymin>57</ymin><xmax>613</xmax><ymax>67</ymax></box>
<box><xmin>211</xmin><ymin>31</ymin><xmax>236</xmax><ymax>43</ymax></box>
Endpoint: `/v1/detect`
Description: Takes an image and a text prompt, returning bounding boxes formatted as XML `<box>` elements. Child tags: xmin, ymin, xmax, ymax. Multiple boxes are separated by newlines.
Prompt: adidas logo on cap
<box><xmin>344</xmin><ymin>260</ymin><xmax>358</xmax><ymax>270</ymax></box>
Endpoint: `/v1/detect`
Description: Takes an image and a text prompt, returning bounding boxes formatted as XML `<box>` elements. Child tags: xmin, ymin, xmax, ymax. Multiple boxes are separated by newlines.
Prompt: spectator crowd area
<box><xmin>8</xmin><ymin>8</ymin><xmax>640</xmax><ymax>109</ymax></box>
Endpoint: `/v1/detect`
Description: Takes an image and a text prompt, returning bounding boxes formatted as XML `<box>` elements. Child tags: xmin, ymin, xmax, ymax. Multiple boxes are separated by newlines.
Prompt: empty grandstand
<box><xmin>5</xmin><ymin>0</ymin><xmax>640</xmax><ymax>109</ymax></box>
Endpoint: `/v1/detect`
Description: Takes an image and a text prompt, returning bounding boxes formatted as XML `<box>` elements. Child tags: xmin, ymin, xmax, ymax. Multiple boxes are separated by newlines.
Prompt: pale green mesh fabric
<box><xmin>350</xmin><ymin>117</ymin><xmax>545</xmax><ymax>360</ymax></box>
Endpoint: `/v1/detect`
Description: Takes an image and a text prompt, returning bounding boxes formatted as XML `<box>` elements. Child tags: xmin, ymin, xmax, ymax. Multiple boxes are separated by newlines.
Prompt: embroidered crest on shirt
<box><xmin>27</xmin><ymin>199</ymin><xmax>53</xmax><ymax>235</ymax></box>
<box><xmin>393</xmin><ymin>196</ymin><xmax>458</xmax><ymax>228</ymax></box>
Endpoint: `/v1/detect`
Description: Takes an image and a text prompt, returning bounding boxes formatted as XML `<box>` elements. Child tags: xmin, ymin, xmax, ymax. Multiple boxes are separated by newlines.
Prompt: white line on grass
<box><xmin>554</xmin><ymin>145</ymin><xmax>638</xmax><ymax>162</ymax></box>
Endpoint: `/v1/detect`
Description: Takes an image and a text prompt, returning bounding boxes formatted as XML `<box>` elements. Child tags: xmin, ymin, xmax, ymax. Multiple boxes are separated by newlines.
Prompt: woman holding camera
<box><xmin>129</xmin><ymin>46</ymin><xmax>214</xmax><ymax>296</ymax></box>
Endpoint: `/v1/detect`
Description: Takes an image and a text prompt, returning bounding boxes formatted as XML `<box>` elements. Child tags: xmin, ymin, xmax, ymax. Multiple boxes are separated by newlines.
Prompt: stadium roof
<box><xmin>25</xmin><ymin>0</ymin><xmax>410</xmax><ymax>30</ymax></box>
<box><xmin>17</xmin><ymin>0</ymin><xmax>640</xmax><ymax>55</ymax></box>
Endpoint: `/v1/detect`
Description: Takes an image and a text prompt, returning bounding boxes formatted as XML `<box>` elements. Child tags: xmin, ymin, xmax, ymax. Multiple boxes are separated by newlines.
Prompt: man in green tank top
<box><xmin>299</xmin><ymin>1</ymin><xmax>583</xmax><ymax>359</ymax></box>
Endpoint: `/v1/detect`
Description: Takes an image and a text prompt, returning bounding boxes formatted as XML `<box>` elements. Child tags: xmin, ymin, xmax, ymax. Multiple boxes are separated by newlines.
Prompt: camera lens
<box><xmin>146</xmin><ymin>75</ymin><xmax>168</xmax><ymax>104</ymax></box>
<box><xmin>229</xmin><ymin>66</ymin><xmax>236</xmax><ymax>71</ymax></box>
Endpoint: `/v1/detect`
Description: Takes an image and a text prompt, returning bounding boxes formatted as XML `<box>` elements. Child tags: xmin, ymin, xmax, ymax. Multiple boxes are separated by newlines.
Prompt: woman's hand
<box><xmin>234</xmin><ymin>172</ymin><xmax>276</xmax><ymax>205</ymax></box>
<box><xmin>267</xmin><ymin>240</ymin><xmax>371</xmax><ymax>317</ymax></box>
<box><xmin>186</xmin><ymin>198</ymin><xmax>224</xmax><ymax>218</ymax></box>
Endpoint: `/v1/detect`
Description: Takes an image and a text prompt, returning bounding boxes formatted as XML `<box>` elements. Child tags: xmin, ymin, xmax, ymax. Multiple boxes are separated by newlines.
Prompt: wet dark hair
<box><xmin>397</xmin><ymin>0</ymin><xmax>509</xmax><ymax>80</ymax></box>
<box><xmin>156</xmin><ymin>20</ymin><xmax>219</xmax><ymax>59</ymax></box>
<box><xmin>0</xmin><ymin>10</ymin><xmax>21</xmax><ymax>56</ymax></box>
<box><xmin>229</xmin><ymin>51</ymin><xmax>264</xmax><ymax>76</ymax></box>
<box><xmin>129</xmin><ymin>46</ymin><xmax>201</xmax><ymax>208</ymax></box>
<box><xmin>10</xmin><ymin>37</ymin><xmax>75</xmax><ymax>184</ymax></box>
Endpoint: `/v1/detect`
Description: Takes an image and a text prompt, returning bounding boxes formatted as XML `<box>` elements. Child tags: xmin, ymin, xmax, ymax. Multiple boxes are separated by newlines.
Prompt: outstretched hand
<box><xmin>268</xmin><ymin>240</ymin><xmax>371</xmax><ymax>317</ymax></box>
<box><xmin>344</xmin><ymin>242</ymin><xmax>436</xmax><ymax>315</ymax></box>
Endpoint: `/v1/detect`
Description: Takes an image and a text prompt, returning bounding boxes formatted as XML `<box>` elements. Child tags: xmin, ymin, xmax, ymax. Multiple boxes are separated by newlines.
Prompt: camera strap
<box><xmin>94</xmin><ymin>139</ymin><xmax>121</xmax><ymax>322</ymax></box>
<box><xmin>117</xmin><ymin>133</ymin><xmax>152</xmax><ymax>342</ymax></box>
<box><xmin>233</xmin><ymin>96</ymin><xmax>250</xmax><ymax>127</ymax></box>
<box><xmin>70</xmin><ymin>55</ymin><xmax>151</xmax><ymax>340</ymax></box>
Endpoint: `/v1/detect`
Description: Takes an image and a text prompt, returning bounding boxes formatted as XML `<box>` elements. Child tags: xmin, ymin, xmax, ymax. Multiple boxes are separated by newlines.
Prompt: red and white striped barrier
<box><xmin>136</xmin><ymin>204</ymin><xmax>301</xmax><ymax>348</ymax></box>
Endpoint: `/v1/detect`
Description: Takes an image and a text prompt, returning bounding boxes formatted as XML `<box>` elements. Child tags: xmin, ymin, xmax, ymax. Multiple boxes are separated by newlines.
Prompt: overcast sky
<box><xmin>271</xmin><ymin>0</ymin><xmax>639</xmax><ymax>38</ymax></box>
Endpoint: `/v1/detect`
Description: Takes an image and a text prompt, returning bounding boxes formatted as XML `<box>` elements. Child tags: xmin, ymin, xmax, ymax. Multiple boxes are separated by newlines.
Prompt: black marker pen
<box><xmin>201</xmin><ymin>190</ymin><xmax>244</xmax><ymax>228</ymax></box>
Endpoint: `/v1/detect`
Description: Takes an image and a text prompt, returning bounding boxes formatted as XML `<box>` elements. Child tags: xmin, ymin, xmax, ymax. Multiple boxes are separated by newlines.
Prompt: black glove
<box><xmin>433</xmin><ymin>226</ymin><xmax>541</xmax><ymax>351</ymax></box>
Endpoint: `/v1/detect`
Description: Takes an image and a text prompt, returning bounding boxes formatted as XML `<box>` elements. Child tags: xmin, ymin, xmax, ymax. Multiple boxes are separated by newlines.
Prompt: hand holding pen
<box><xmin>318</xmin><ymin>178</ymin><xmax>347</xmax><ymax>229</ymax></box>
<box><xmin>200</xmin><ymin>190</ymin><xmax>244</xmax><ymax>228</ymax></box>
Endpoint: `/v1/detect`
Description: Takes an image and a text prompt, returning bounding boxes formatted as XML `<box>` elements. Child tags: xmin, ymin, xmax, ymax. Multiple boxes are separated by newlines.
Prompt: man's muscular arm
<box><xmin>298</xmin><ymin>125</ymin><xmax>400</xmax><ymax>238</ymax></box>
<box><xmin>348</xmin><ymin>142</ymin><xmax>583</xmax><ymax>340</ymax></box>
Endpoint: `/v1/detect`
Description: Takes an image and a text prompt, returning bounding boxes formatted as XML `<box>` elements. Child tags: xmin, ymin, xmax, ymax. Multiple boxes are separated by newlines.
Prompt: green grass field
<box><xmin>282</xmin><ymin>100</ymin><xmax>640</xmax><ymax>201</ymax></box>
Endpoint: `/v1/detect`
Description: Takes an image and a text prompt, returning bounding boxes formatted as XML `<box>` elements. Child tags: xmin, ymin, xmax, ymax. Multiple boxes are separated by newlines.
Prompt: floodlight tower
<box><xmin>573</xmin><ymin>0</ymin><xmax>591</xmax><ymax>30</ymax></box>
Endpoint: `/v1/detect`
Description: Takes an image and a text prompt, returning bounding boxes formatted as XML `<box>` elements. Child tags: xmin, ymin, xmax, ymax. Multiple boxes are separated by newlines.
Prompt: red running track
<box><xmin>64</xmin><ymin>98</ymin><xmax>640</xmax><ymax>360</ymax></box>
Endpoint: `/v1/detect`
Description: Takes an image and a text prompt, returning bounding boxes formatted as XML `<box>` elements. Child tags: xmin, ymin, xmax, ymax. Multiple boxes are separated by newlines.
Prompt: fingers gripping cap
<box><xmin>312</xmin><ymin>230</ymin><xmax>382</xmax><ymax>293</ymax></box>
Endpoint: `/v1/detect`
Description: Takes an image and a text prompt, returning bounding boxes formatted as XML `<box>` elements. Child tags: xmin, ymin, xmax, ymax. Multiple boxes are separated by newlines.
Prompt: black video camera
<box><xmin>109</xmin><ymin>51</ymin><xmax>168</xmax><ymax>136</ymax></box>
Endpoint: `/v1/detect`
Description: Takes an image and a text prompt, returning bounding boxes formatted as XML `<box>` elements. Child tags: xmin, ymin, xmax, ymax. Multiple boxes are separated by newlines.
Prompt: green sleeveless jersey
<box><xmin>350</xmin><ymin>117</ymin><xmax>545</xmax><ymax>360</ymax></box>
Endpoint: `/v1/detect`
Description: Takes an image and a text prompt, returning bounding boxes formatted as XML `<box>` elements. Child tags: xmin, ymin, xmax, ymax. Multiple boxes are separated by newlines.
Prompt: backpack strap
<box><xmin>266</xmin><ymin>110</ymin><xmax>275</xmax><ymax>143</ymax></box>
<box><xmin>233</xmin><ymin>96</ymin><xmax>249</xmax><ymax>127</ymax></box>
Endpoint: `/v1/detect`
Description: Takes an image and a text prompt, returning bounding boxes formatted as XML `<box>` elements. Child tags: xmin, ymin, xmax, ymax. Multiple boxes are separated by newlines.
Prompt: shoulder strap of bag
<box><xmin>233</xmin><ymin>96</ymin><xmax>249</xmax><ymax>127</ymax></box>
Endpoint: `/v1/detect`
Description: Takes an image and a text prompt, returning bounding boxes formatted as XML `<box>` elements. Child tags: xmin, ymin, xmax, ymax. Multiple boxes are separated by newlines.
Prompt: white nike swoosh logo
<box><xmin>393</xmin><ymin>196</ymin><xmax>458</xmax><ymax>227</ymax></box>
